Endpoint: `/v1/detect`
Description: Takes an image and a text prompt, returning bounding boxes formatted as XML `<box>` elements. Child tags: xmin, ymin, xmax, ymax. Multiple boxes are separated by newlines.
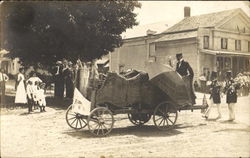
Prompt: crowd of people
<box><xmin>173</xmin><ymin>53</ymin><xmax>245</xmax><ymax>122</ymax></box>
<box><xmin>202</xmin><ymin>71</ymin><xmax>242</xmax><ymax>121</ymax></box>
<box><xmin>14</xmin><ymin>68</ymin><xmax>46</xmax><ymax>113</ymax></box>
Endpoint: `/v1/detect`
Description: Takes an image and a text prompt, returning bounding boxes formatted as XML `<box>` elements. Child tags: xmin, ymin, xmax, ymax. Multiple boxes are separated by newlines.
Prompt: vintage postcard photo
<box><xmin>0</xmin><ymin>1</ymin><xmax>250</xmax><ymax>157</ymax></box>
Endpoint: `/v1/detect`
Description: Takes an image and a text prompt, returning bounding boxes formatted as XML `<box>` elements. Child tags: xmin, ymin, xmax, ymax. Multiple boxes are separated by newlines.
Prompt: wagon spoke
<box><xmin>90</xmin><ymin>123</ymin><xmax>99</xmax><ymax>132</ymax></box>
<box><xmin>68</xmin><ymin>117</ymin><xmax>76</xmax><ymax>120</ymax></box>
<box><xmin>102</xmin><ymin>124</ymin><xmax>109</xmax><ymax>131</ymax></box>
<box><xmin>163</xmin><ymin>119</ymin><xmax>166</xmax><ymax>126</ymax></box>
<box><xmin>79</xmin><ymin>118</ymin><xmax>82</xmax><ymax>128</ymax></box>
<box><xmin>155</xmin><ymin>116</ymin><xmax>163</xmax><ymax>122</ymax></box>
<box><xmin>167</xmin><ymin>117</ymin><xmax>174</xmax><ymax>125</ymax></box>
<box><xmin>81</xmin><ymin>118</ymin><xmax>87</xmax><ymax>124</ymax></box>
<box><xmin>96</xmin><ymin>125</ymin><xmax>101</xmax><ymax>135</ymax></box>
<box><xmin>100</xmin><ymin>124</ymin><xmax>105</xmax><ymax>135</ymax></box>
<box><xmin>69</xmin><ymin>113</ymin><xmax>76</xmax><ymax>116</ymax></box>
<box><xmin>158</xmin><ymin>118</ymin><xmax>164</xmax><ymax>126</ymax></box>
<box><xmin>76</xmin><ymin>119</ymin><xmax>79</xmax><ymax>128</ymax></box>
<box><xmin>165</xmin><ymin>118</ymin><xmax>169</xmax><ymax>126</ymax></box>
<box><xmin>70</xmin><ymin>118</ymin><xmax>77</xmax><ymax>126</ymax></box>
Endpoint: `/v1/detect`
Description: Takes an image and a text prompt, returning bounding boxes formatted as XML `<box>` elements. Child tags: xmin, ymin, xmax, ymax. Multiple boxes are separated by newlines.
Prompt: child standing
<box><xmin>26</xmin><ymin>81</ymin><xmax>34</xmax><ymax>113</ymax></box>
<box><xmin>37</xmin><ymin>83</ymin><xmax>46</xmax><ymax>112</ymax></box>
<box><xmin>203</xmin><ymin>71</ymin><xmax>222</xmax><ymax>120</ymax></box>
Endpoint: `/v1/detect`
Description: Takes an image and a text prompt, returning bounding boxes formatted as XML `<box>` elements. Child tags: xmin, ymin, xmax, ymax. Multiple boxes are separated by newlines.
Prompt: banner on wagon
<box><xmin>72</xmin><ymin>88</ymin><xmax>91</xmax><ymax>115</ymax></box>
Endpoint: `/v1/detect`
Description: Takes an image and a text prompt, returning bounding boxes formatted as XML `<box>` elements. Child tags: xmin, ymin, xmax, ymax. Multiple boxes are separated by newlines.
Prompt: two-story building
<box><xmin>110</xmin><ymin>8</ymin><xmax>250</xmax><ymax>81</ymax></box>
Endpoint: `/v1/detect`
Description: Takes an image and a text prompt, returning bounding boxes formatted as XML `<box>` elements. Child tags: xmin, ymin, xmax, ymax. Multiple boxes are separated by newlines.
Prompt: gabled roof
<box><xmin>162</xmin><ymin>8</ymin><xmax>247</xmax><ymax>33</ymax></box>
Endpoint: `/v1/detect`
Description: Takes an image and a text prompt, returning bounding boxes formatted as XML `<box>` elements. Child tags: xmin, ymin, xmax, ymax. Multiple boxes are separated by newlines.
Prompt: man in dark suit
<box><xmin>53</xmin><ymin>61</ymin><xmax>64</xmax><ymax>98</ymax></box>
<box><xmin>176</xmin><ymin>53</ymin><xmax>196</xmax><ymax>104</ymax></box>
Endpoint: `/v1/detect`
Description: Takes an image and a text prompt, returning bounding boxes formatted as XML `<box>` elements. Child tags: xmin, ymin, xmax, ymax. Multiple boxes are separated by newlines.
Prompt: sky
<box><xmin>134</xmin><ymin>1</ymin><xmax>250</xmax><ymax>26</ymax></box>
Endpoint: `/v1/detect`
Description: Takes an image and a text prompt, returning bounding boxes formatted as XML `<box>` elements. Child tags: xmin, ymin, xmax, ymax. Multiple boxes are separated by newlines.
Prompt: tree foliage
<box><xmin>3</xmin><ymin>1</ymin><xmax>140</xmax><ymax>68</ymax></box>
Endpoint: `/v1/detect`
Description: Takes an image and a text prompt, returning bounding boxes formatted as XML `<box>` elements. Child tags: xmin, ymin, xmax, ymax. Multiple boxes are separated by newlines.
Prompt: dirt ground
<box><xmin>1</xmin><ymin>93</ymin><xmax>250</xmax><ymax>158</ymax></box>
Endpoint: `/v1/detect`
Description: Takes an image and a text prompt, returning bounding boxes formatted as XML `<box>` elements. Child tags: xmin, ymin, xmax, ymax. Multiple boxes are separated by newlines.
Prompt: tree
<box><xmin>3</xmin><ymin>1</ymin><xmax>141</xmax><ymax>69</ymax></box>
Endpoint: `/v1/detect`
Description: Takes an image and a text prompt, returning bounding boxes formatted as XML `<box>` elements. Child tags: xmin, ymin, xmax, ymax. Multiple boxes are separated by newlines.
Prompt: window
<box><xmin>235</xmin><ymin>40</ymin><xmax>241</xmax><ymax>51</ymax></box>
<box><xmin>221</xmin><ymin>38</ymin><xmax>228</xmax><ymax>49</ymax></box>
<box><xmin>203</xmin><ymin>36</ymin><xmax>209</xmax><ymax>49</ymax></box>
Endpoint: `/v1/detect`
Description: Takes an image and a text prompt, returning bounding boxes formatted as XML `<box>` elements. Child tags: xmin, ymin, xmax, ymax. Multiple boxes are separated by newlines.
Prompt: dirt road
<box><xmin>1</xmin><ymin>95</ymin><xmax>250</xmax><ymax>157</ymax></box>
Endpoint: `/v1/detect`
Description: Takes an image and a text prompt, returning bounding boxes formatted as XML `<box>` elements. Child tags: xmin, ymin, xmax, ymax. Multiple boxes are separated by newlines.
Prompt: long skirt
<box><xmin>15</xmin><ymin>81</ymin><xmax>27</xmax><ymax>104</ymax></box>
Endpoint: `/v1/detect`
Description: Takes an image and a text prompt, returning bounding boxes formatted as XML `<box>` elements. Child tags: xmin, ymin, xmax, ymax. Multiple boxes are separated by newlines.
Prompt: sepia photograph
<box><xmin>0</xmin><ymin>1</ymin><xmax>250</xmax><ymax>157</ymax></box>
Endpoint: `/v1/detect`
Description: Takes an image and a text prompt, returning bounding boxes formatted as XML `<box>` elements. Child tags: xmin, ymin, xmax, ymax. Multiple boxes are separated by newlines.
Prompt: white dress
<box><xmin>15</xmin><ymin>73</ymin><xmax>27</xmax><ymax>104</ymax></box>
<box><xmin>37</xmin><ymin>89</ymin><xmax>46</xmax><ymax>107</ymax></box>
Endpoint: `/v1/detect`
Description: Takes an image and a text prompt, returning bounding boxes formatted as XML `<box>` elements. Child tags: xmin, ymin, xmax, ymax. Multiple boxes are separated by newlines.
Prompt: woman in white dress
<box><xmin>15</xmin><ymin>68</ymin><xmax>27</xmax><ymax>106</ymax></box>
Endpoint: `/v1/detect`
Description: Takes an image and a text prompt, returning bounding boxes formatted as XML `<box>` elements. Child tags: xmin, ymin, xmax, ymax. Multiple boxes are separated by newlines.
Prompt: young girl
<box><xmin>203</xmin><ymin>71</ymin><xmax>222</xmax><ymax>120</ymax></box>
<box><xmin>37</xmin><ymin>83</ymin><xmax>46</xmax><ymax>112</ymax></box>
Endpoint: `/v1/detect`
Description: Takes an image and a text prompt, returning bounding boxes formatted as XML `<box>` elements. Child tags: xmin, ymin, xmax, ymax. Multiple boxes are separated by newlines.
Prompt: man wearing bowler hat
<box><xmin>176</xmin><ymin>53</ymin><xmax>196</xmax><ymax>104</ymax></box>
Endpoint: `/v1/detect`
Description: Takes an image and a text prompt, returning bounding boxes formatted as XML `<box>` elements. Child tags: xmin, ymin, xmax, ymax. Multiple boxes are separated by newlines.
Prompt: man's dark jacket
<box><xmin>176</xmin><ymin>60</ymin><xmax>194</xmax><ymax>79</ymax></box>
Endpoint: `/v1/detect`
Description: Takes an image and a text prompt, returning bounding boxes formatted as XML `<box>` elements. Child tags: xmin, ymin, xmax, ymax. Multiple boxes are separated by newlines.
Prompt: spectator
<box><xmin>53</xmin><ymin>61</ymin><xmax>64</xmax><ymax>98</ymax></box>
<box><xmin>15</xmin><ymin>68</ymin><xmax>27</xmax><ymax>107</ymax></box>
<box><xmin>26</xmin><ymin>81</ymin><xmax>34</xmax><ymax>113</ymax></box>
<box><xmin>26</xmin><ymin>71</ymin><xmax>43</xmax><ymax>110</ymax></box>
<box><xmin>63</xmin><ymin>61</ymin><xmax>75</xmax><ymax>99</ymax></box>
<box><xmin>37</xmin><ymin>83</ymin><xmax>46</xmax><ymax>112</ymax></box>
<box><xmin>0</xmin><ymin>68</ymin><xmax>9</xmax><ymax>105</ymax></box>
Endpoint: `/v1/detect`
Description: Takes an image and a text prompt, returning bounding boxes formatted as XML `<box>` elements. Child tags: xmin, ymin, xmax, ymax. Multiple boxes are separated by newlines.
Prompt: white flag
<box><xmin>72</xmin><ymin>88</ymin><xmax>91</xmax><ymax>115</ymax></box>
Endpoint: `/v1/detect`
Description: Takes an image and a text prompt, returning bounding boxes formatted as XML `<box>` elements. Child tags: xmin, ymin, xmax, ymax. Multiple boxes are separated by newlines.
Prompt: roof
<box><xmin>162</xmin><ymin>8</ymin><xmax>242</xmax><ymax>33</ymax></box>
<box><xmin>154</xmin><ymin>30</ymin><xmax>197</xmax><ymax>42</ymax></box>
<box><xmin>121</xmin><ymin>21</ymin><xmax>171</xmax><ymax>39</ymax></box>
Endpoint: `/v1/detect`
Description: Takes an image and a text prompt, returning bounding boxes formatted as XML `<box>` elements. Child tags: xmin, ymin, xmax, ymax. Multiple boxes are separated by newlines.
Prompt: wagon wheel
<box><xmin>153</xmin><ymin>102</ymin><xmax>178</xmax><ymax>130</ymax></box>
<box><xmin>128</xmin><ymin>113</ymin><xmax>151</xmax><ymax>126</ymax></box>
<box><xmin>66</xmin><ymin>105</ymin><xmax>87</xmax><ymax>130</ymax></box>
<box><xmin>87</xmin><ymin>107</ymin><xmax>114</xmax><ymax>136</ymax></box>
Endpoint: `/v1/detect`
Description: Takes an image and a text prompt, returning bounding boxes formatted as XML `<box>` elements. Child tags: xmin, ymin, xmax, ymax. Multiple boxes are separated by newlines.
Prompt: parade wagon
<box><xmin>65</xmin><ymin>63</ymin><xmax>208</xmax><ymax>136</ymax></box>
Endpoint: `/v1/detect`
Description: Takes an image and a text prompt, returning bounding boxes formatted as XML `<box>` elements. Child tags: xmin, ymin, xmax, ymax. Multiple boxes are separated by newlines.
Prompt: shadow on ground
<box><xmin>61</xmin><ymin>123</ymin><xmax>208</xmax><ymax>139</ymax></box>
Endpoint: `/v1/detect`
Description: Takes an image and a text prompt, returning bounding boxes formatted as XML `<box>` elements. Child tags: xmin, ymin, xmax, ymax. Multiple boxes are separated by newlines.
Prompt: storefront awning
<box><xmin>201</xmin><ymin>49</ymin><xmax>250</xmax><ymax>57</ymax></box>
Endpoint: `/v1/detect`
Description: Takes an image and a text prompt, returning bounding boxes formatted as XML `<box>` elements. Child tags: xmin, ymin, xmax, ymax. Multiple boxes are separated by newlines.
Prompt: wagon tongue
<box><xmin>149</xmin><ymin>71</ymin><xmax>192</xmax><ymax>106</ymax></box>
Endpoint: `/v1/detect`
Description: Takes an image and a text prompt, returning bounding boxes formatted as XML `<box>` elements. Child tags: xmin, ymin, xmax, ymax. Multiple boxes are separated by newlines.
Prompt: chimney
<box><xmin>146</xmin><ymin>29</ymin><xmax>157</xmax><ymax>36</ymax></box>
<box><xmin>184</xmin><ymin>6</ymin><xmax>191</xmax><ymax>18</ymax></box>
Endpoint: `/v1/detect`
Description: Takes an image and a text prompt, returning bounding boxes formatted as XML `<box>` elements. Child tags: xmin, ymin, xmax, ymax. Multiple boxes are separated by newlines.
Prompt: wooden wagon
<box><xmin>65</xmin><ymin>63</ymin><xmax>208</xmax><ymax>136</ymax></box>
